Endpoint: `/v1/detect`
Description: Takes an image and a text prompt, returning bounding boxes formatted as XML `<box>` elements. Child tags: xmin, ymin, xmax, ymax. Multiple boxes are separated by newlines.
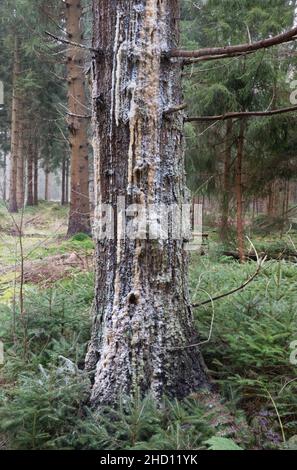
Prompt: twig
<box><xmin>66</xmin><ymin>111</ymin><xmax>91</xmax><ymax>119</ymax></box>
<box><xmin>186</xmin><ymin>105</ymin><xmax>297</xmax><ymax>122</ymax></box>
<box><xmin>192</xmin><ymin>239</ymin><xmax>266</xmax><ymax>308</ymax></box>
<box><xmin>182</xmin><ymin>51</ymin><xmax>254</xmax><ymax>65</ymax></box>
<box><xmin>279</xmin><ymin>377</ymin><xmax>297</xmax><ymax>395</ymax></box>
<box><xmin>166</xmin><ymin>289</ymin><xmax>215</xmax><ymax>351</ymax></box>
<box><xmin>171</xmin><ymin>25</ymin><xmax>297</xmax><ymax>59</ymax></box>
<box><xmin>45</xmin><ymin>31</ymin><xmax>99</xmax><ymax>54</ymax></box>
<box><xmin>264</xmin><ymin>387</ymin><xmax>286</xmax><ymax>444</ymax></box>
<box><xmin>164</xmin><ymin>103</ymin><xmax>187</xmax><ymax>115</ymax></box>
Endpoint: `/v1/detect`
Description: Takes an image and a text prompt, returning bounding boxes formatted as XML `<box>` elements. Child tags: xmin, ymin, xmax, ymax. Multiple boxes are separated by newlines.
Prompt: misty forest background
<box><xmin>1</xmin><ymin>0</ymin><xmax>297</xmax><ymax>451</ymax></box>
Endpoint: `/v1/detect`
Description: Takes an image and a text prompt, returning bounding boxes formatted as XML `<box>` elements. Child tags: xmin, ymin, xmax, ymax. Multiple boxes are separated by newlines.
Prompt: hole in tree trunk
<box><xmin>128</xmin><ymin>292</ymin><xmax>139</xmax><ymax>305</ymax></box>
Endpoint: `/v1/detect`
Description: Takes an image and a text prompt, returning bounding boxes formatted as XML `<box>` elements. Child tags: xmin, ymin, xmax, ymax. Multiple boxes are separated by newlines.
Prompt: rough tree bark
<box><xmin>66</xmin><ymin>0</ymin><xmax>90</xmax><ymax>235</ymax></box>
<box><xmin>86</xmin><ymin>0</ymin><xmax>207</xmax><ymax>406</ymax></box>
<box><xmin>8</xmin><ymin>36</ymin><xmax>20</xmax><ymax>213</ymax></box>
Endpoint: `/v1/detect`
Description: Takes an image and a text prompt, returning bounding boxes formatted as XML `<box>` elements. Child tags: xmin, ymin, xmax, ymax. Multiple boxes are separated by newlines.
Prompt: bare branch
<box><xmin>182</xmin><ymin>51</ymin><xmax>254</xmax><ymax>65</ymax></box>
<box><xmin>171</xmin><ymin>26</ymin><xmax>297</xmax><ymax>59</ymax></box>
<box><xmin>164</xmin><ymin>102</ymin><xmax>187</xmax><ymax>115</ymax></box>
<box><xmin>66</xmin><ymin>111</ymin><xmax>91</xmax><ymax>119</ymax></box>
<box><xmin>45</xmin><ymin>31</ymin><xmax>99</xmax><ymax>53</ymax></box>
<box><xmin>192</xmin><ymin>256</ymin><xmax>266</xmax><ymax>309</ymax></box>
<box><xmin>186</xmin><ymin>105</ymin><xmax>297</xmax><ymax>122</ymax></box>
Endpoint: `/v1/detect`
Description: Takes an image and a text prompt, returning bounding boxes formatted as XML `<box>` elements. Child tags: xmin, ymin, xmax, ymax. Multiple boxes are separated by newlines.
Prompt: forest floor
<box><xmin>0</xmin><ymin>202</ymin><xmax>93</xmax><ymax>294</ymax></box>
<box><xmin>0</xmin><ymin>202</ymin><xmax>297</xmax><ymax>450</ymax></box>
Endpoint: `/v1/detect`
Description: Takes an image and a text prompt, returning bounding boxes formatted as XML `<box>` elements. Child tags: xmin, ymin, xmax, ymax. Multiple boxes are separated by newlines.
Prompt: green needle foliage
<box><xmin>1</xmin><ymin>246</ymin><xmax>296</xmax><ymax>449</ymax></box>
<box><xmin>0</xmin><ymin>269</ymin><xmax>246</xmax><ymax>450</ymax></box>
<box><xmin>182</xmin><ymin>0</ymin><xmax>297</xmax><ymax>240</ymax></box>
<box><xmin>190</xmin><ymin>253</ymin><xmax>297</xmax><ymax>448</ymax></box>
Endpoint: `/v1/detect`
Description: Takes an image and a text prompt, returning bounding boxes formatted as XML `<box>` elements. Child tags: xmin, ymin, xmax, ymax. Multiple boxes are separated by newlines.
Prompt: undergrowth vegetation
<box><xmin>0</xmin><ymin>206</ymin><xmax>297</xmax><ymax>450</ymax></box>
<box><xmin>0</xmin><ymin>270</ymin><xmax>246</xmax><ymax>450</ymax></box>
<box><xmin>190</xmin><ymin>255</ymin><xmax>297</xmax><ymax>449</ymax></box>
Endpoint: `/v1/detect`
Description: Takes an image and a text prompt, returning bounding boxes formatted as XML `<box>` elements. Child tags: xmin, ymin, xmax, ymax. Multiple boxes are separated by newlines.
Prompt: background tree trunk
<box><xmin>44</xmin><ymin>169</ymin><xmax>49</xmax><ymax>201</ymax></box>
<box><xmin>267</xmin><ymin>183</ymin><xmax>275</xmax><ymax>217</ymax></box>
<box><xmin>26</xmin><ymin>139</ymin><xmax>34</xmax><ymax>206</ymax></box>
<box><xmin>16</xmin><ymin>107</ymin><xmax>25</xmax><ymax>209</ymax></box>
<box><xmin>220</xmin><ymin>120</ymin><xmax>233</xmax><ymax>242</ymax></box>
<box><xmin>66</xmin><ymin>0</ymin><xmax>90</xmax><ymax>235</ymax></box>
<box><xmin>65</xmin><ymin>158</ymin><xmax>69</xmax><ymax>204</ymax></box>
<box><xmin>61</xmin><ymin>156</ymin><xmax>66</xmax><ymax>206</ymax></box>
<box><xmin>236</xmin><ymin>120</ymin><xmax>245</xmax><ymax>263</ymax></box>
<box><xmin>86</xmin><ymin>0</ymin><xmax>207</xmax><ymax>406</ymax></box>
<box><xmin>33</xmin><ymin>148</ymin><xmax>39</xmax><ymax>206</ymax></box>
<box><xmin>8</xmin><ymin>36</ymin><xmax>20</xmax><ymax>213</ymax></box>
<box><xmin>2</xmin><ymin>130</ymin><xmax>7</xmax><ymax>201</ymax></box>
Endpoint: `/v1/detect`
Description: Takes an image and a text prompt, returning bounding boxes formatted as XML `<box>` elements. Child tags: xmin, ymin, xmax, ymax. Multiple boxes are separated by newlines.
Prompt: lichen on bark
<box><xmin>86</xmin><ymin>0</ymin><xmax>208</xmax><ymax>406</ymax></box>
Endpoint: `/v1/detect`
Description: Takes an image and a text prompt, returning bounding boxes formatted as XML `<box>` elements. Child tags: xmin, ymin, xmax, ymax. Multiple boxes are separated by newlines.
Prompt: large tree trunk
<box><xmin>236</xmin><ymin>120</ymin><xmax>245</xmax><ymax>263</ymax></box>
<box><xmin>66</xmin><ymin>0</ymin><xmax>90</xmax><ymax>235</ymax></box>
<box><xmin>86</xmin><ymin>0</ymin><xmax>207</xmax><ymax>406</ymax></box>
<box><xmin>8</xmin><ymin>36</ymin><xmax>20</xmax><ymax>213</ymax></box>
